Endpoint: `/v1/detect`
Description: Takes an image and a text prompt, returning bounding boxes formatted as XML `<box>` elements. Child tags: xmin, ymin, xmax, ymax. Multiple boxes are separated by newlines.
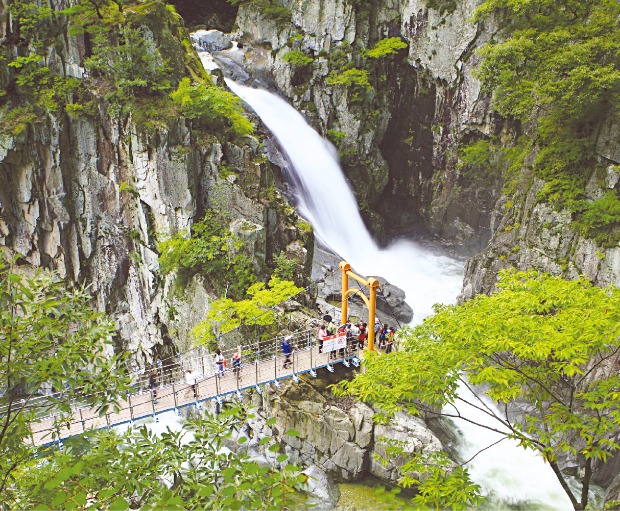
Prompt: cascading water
<box><xmin>225</xmin><ymin>79</ymin><xmax>462</xmax><ymax>319</ymax></box>
<box><xmin>224</xmin><ymin>77</ymin><xmax>574</xmax><ymax>509</ymax></box>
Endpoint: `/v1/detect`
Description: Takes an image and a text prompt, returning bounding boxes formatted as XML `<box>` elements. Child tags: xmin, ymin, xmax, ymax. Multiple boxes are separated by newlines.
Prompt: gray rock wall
<box><xmin>0</xmin><ymin>109</ymin><xmax>311</xmax><ymax>367</ymax></box>
<box><xmin>230</xmin><ymin>0</ymin><xmax>502</xmax><ymax>253</ymax></box>
<box><xmin>462</xmin><ymin>166</ymin><xmax>620</xmax><ymax>299</ymax></box>
<box><xmin>242</xmin><ymin>376</ymin><xmax>441</xmax><ymax>485</ymax></box>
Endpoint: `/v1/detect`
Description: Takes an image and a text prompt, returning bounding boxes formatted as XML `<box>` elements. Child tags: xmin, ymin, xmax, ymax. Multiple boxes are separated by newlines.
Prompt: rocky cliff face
<box><xmin>222</xmin><ymin>0</ymin><xmax>620</xmax><ymax>293</ymax></box>
<box><xmin>0</xmin><ymin>110</ymin><xmax>312</xmax><ymax>364</ymax></box>
<box><xmin>239</xmin><ymin>375</ymin><xmax>441</xmax><ymax>490</ymax></box>
<box><xmin>222</xmin><ymin>0</ymin><xmax>502</xmax><ymax>254</ymax></box>
<box><xmin>0</xmin><ymin>0</ymin><xmax>313</xmax><ymax>368</ymax></box>
<box><xmin>462</xmin><ymin>166</ymin><xmax>620</xmax><ymax>298</ymax></box>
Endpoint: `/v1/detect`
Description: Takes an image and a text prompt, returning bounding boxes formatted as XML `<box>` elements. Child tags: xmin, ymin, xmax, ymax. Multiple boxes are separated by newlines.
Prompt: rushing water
<box><xmin>224</xmin><ymin>78</ymin><xmax>575</xmax><ymax>509</ymax></box>
<box><xmin>225</xmin><ymin>79</ymin><xmax>462</xmax><ymax>320</ymax></box>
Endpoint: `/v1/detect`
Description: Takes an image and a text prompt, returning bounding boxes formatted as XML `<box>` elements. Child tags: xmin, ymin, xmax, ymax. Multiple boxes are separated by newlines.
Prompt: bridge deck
<box><xmin>30</xmin><ymin>344</ymin><xmax>360</xmax><ymax>447</ymax></box>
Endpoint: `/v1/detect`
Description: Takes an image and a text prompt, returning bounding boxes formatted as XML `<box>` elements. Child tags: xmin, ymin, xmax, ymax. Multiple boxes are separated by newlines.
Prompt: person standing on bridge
<box><xmin>386</xmin><ymin>327</ymin><xmax>396</xmax><ymax>354</ymax></box>
<box><xmin>232</xmin><ymin>347</ymin><xmax>241</xmax><ymax>371</ymax></box>
<box><xmin>149</xmin><ymin>369</ymin><xmax>159</xmax><ymax>402</ymax></box>
<box><xmin>326</xmin><ymin>319</ymin><xmax>336</xmax><ymax>336</ymax></box>
<box><xmin>358</xmin><ymin>323</ymin><xmax>367</xmax><ymax>350</ymax></box>
<box><xmin>282</xmin><ymin>335</ymin><xmax>293</xmax><ymax>369</ymax></box>
<box><xmin>318</xmin><ymin>324</ymin><xmax>327</xmax><ymax>353</ymax></box>
<box><xmin>215</xmin><ymin>348</ymin><xmax>225</xmax><ymax>377</ymax></box>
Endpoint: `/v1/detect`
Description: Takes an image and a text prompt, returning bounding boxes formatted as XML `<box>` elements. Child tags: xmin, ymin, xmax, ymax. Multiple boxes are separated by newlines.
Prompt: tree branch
<box><xmin>489</xmin><ymin>352</ymin><xmax>567</xmax><ymax>406</ymax></box>
<box><xmin>457</xmin><ymin>436</ymin><xmax>509</xmax><ymax>467</ymax></box>
<box><xmin>549</xmin><ymin>459</ymin><xmax>580</xmax><ymax>510</ymax></box>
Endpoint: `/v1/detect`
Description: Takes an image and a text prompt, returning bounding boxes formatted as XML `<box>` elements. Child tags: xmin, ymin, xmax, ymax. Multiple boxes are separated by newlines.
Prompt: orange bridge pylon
<box><xmin>339</xmin><ymin>261</ymin><xmax>379</xmax><ymax>351</ymax></box>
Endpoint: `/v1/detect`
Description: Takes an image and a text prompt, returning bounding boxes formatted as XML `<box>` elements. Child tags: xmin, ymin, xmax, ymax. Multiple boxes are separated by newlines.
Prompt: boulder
<box><xmin>191</xmin><ymin>29</ymin><xmax>232</xmax><ymax>52</ymax></box>
<box><xmin>304</xmin><ymin>465</ymin><xmax>341</xmax><ymax>510</ymax></box>
<box><xmin>370</xmin><ymin>412</ymin><xmax>443</xmax><ymax>484</ymax></box>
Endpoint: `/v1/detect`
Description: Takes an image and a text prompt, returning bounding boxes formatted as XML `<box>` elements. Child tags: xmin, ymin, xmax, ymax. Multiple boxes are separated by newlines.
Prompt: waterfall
<box><xmin>224</xmin><ymin>77</ymin><xmax>575</xmax><ymax>509</ymax></box>
<box><xmin>225</xmin><ymin>79</ymin><xmax>462</xmax><ymax>319</ymax></box>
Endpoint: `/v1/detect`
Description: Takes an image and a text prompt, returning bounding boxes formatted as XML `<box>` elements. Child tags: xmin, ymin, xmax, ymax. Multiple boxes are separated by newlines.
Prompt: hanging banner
<box><xmin>322</xmin><ymin>333</ymin><xmax>347</xmax><ymax>353</ymax></box>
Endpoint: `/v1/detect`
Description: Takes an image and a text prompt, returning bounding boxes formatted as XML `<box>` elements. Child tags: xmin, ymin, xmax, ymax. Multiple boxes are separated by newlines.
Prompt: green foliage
<box><xmin>457</xmin><ymin>137</ymin><xmax>528</xmax><ymax>183</ymax></box>
<box><xmin>191</xmin><ymin>277</ymin><xmax>302</xmax><ymax>347</ymax></box>
<box><xmin>262</xmin><ymin>4</ymin><xmax>292</xmax><ymax>25</ymax></box>
<box><xmin>64</xmin><ymin>100</ymin><xmax>97</xmax><ymax>119</ymax></box>
<box><xmin>85</xmin><ymin>27</ymin><xmax>173</xmax><ymax>106</ymax></box>
<box><xmin>326</xmin><ymin>68</ymin><xmax>373</xmax><ymax>101</ymax></box>
<box><xmin>298</xmin><ymin>220</ymin><xmax>313</xmax><ymax>234</ymax></box>
<box><xmin>0</xmin><ymin>249</ymin><xmax>131</xmax><ymax>498</ymax></box>
<box><xmin>9</xmin><ymin>404</ymin><xmax>306</xmax><ymax>509</ymax></box>
<box><xmin>337</xmin><ymin>271</ymin><xmax>620</xmax><ymax>510</ymax></box>
<box><xmin>574</xmin><ymin>191</ymin><xmax>620</xmax><ymax>246</ymax></box>
<box><xmin>272</xmin><ymin>252</ymin><xmax>297</xmax><ymax>281</ymax></box>
<box><xmin>129</xmin><ymin>96</ymin><xmax>178</xmax><ymax>132</ymax></box>
<box><xmin>1</xmin><ymin>0</ymin><xmax>202</xmax><ymax>134</ymax></box>
<box><xmin>2</xmin><ymin>53</ymin><xmax>85</xmax><ymax>126</ymax></box>
<box><xmin>118</xmin><ymin>180</ymin><xmax>139</xmax><ymax>197</ymax></box>
<box><xmin>327</xmin><ymin>42</ymin><xmax>354</xmax><ymax>73</ymax></box>
<box><xmin>375</xmin><ymin>441</ymin><xmax>483</xmax><ymax>510</ymax></box>
<box><xmin>228</xmin><ymin>0</ymin><xmax>292</xmax><ymax>25</ymax></box>
<box><xmin>170</xmin><ymin>78</ymin><xmax>254</xmax><ymax>137</ymax></box>
<box><xmin>158</xmin><ymin>211</ymin><xmax>257</xmax><ymax>299</ymax></box>
<box><xmin>0</xmin><ymin>104</ymin><xmax>38</xmax><ymax>136</ymax></box>
<box><xmin>282</xmin><ymin>50</ymin><xmax>314</xmax><ymax>68</ymax></box>
<box><xmin>327</xmin><ymin>129</ymin><xmax>347</xmax><ymax>147</ymax></box>
<box><xmin>365</xmin><ymin>37</ymin><xmax>408</xmax><ymax>59</ymax></box>
<box><xmin>474</xmin><ymin>0</ymin><xmax>620</xmax><ymax>207</ymax></box>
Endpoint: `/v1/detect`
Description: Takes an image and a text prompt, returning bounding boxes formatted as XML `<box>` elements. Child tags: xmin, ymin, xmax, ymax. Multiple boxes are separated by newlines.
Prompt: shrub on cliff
<box><xmin>365</xmin><ymin>37</ymin><xmax>408</xmax><ymax>59</ymax></box>
<box><xmin>474</xmin><ymin>0</ymin><xmax>620</xmax><ymax>210</ymax></box>
<box><xmin>282</xmin><ymin>50</ymin><xmax>314</xmax><ymax>68</ymax></box>
<box><xmin>171</xmin><ymin>77</ymin><xmax>254</xmax><ymax>138</ymax></box>
<box><xmin>158</xmin><ymin>211</ymin><xmax>257</xmax><ymax>299</ymax></box>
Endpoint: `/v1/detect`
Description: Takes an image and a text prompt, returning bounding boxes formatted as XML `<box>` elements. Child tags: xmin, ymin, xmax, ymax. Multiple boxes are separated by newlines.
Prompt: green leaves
<box><xmin>0</xmin><ymin>248</ymin><xmax>131</xmax><ymax>502</ymax></box>
<box><xmin>340</xmin><ymin>270</ymin><xmax>620</xmax><ymax>510</ymax></box>
<box><xmin>170</xmin><ymin>77</ymin><xmax>254</xmax><ymax>137</ymax></box>
<box><xmin>190</xmin><ymin>277</ymin><xmax>302</xmax><ymax>347</ymax></box>
<box><xmin>12</xmin><ymin>406</ymin><xmax>305</xmax><ymax>509</ymax></box>
<box><xmin>473</xmin><ymin>0</ymin><xmax>620</xmax><ymax>209</ymax></box>
<box><xmin>365</xmin><ymin>37</ymin><xmax>408</xmax><ymax>59</ymax></box>
<box><xmin>158</xmin><ymin>210</ymin><xmax>258</xmax><ymax>300</ymax></box>
<box><xmin>326</xmin><ymin>68</ymin><xmax>372</xmax><ymax>90</ymax></box>
<box><xmin>282</xmin><ymin>50</ymin><xmax>314</xmax><ymax>68</ymax></box>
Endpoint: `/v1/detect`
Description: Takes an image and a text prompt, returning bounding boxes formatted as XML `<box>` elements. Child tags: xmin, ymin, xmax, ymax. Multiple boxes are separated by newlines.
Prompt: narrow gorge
<box><xmin>2</xmin><ymin>0</ymin><xmax>620</xmax><ymax>509</ymax></box>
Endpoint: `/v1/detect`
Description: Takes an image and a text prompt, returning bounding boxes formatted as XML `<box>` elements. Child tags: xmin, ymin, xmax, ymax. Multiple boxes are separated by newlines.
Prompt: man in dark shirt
<box><xmin>282</xmin><ymin>336</ymin><xmax>293</xmax><ymax>369</ymax></box>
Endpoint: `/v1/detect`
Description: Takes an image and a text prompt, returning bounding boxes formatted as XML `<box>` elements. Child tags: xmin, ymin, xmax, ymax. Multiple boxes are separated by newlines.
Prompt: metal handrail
<box><xmin>29</xmin><ymin>335</ymin><xmax>371</xmax><ymax>447</ymax></box>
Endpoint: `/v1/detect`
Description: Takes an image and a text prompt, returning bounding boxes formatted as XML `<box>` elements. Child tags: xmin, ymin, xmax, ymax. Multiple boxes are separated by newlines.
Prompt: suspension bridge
<box><xmin>23</xmin><ymin>261</ymin><xmax>403</xmax><ymax>448</ymax></box>
<box><xmin>27</xmin><ymin>330</ymin><xmax>365</xmax><ymax>447</ymax></box>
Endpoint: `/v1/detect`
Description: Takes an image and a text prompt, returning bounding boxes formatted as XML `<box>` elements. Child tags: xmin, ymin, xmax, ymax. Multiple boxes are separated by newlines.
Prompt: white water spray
<box><xmin>225</xmin><ymin>79</ymin><xmax>462</xmax><ymax>319</ymax></box>
<box><xmin>223</xmin><ymin>77</ymin><xmax>575</xmax><ymax>509</ymax></box>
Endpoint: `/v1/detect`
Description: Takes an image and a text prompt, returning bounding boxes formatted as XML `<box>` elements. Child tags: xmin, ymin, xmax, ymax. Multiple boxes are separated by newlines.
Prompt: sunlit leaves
<box><xmin>11</xmin><ymin>404</ymin><xmax>306</xmax><ymax>509</ymax></box>
<box><xmin>339</xmin><ymin>270</ymin><xmax>620</xmax><ymax>510</ymax></box>
<box><xmin>191</xmin><ymin>277</ymin><xmax>302</xmax><ymax>346</ymax></box>
<box><xmin>158</xmin><ymin>211</ymin><xmax>258</xmax><ymax>299</ymax></box>
<box><xmin>170</xmin><ymin>77</ymin><xmax>254</xmax><ymax>137</ymax></box>
<box><xmin>0</xmin><ymin>249</ymin><xmax>131</xmax><ymax>501</ymax></box>
<box><xmin>365</xmin><ymin>37</ymin><xmax>408</xmax><ymax>59</ymax></box>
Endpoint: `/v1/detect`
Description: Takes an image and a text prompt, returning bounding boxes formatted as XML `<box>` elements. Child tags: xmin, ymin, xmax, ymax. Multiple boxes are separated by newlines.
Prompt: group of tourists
<box><xmin>147</xmin><ymin>319</ymin><xmax>397</xmax><ymax>398</ymax></box>
<box><xmin>317</xmin><ymin>319</ymin><xmax>397</xmax><ymax>357</ymax></box>
<box><xmin>214</xmin><ymin>347</ymin><xmax>242</xmax><ymax>377</ymax></box>
<box><xmin>375</xmin><ymin>323</ymin><xmax>397</xmax><ymax>353</ymax></box>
